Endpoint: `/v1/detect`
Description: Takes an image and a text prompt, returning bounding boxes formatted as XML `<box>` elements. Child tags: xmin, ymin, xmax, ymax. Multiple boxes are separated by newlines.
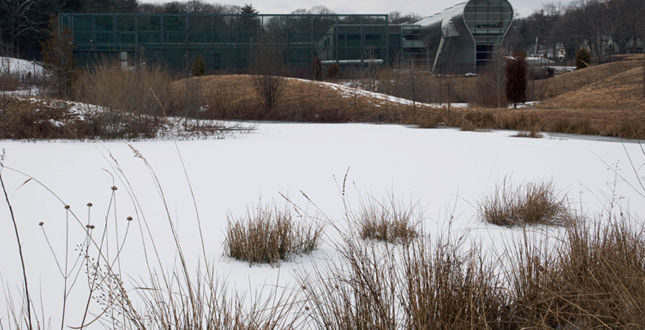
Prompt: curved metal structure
<box><xmin>415</xmin><ymin>0</ymin><xmax>513</xmax><ymax>73</ymax></box>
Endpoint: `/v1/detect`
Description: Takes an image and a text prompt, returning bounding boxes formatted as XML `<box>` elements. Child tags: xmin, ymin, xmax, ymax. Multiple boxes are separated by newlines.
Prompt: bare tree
<box><xmin>388</xmin><ymin>10</ymin><xmax>422</xmax><ymax>24</ymax></box>
<box><xmin>474</xmin><ymin>51</ymin><xmax>506</xmax><ymax>108</ymax></box>
<box><xmin>568</xmin><ymin>0</ymin><xmax>609</xmax><ymax>57</ymax></box>
<box><xmin>251</xmin><ymin>34</ymin><xmax>286</xmax><ymax>114</ymax></box>
<box><xmin>0</xmin><ymin>0</ymin><xmax>41</xmax><ymax>53</ymax></box>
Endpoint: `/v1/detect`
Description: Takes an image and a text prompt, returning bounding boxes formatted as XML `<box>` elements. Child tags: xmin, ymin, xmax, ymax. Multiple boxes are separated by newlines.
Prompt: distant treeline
<box><xmin>503</xmin><ymin>0</ymin><xmax>645</xmax><ymax>60</ymax></box>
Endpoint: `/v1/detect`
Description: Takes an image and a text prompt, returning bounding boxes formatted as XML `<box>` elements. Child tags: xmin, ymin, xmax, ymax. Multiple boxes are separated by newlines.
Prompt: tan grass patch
<box><xmin>537</xmin><ymin>60</ymin><xmax>645</xmax><ymax>110</ymax></box>
<box><xmin>353</xmin><ymin>195</ymin><xmax>421</xmax><ymax>244</ymax></box>
<box><xmin>478</xmin><ymin>178</ymin><xmax>572</xmax><ymax>227</ymax></box>
<box><xmin>225</xmin><ymin>201</ymin><xmax>323</xmax><ymax>266</ymax></box>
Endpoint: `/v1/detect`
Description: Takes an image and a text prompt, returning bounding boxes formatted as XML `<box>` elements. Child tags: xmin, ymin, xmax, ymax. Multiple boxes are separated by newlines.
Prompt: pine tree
<box><xmin>191</xmin><ymin>54</ymin><xmax>206</xmax><ymax>76</ymax></box>
<box><xmin>239</xmin><ymin>4</ymin><xmax>261</xmax><ymax>33</ymax></box>
<box><xmin>40</xmin><ymin>16</ymin><xmax>75</xmax><ymax>98</ymax></box>
<box><xmin>575</xmin><ymin>48</ymin><xmax>590</xmax><ymax>70</ymax></box>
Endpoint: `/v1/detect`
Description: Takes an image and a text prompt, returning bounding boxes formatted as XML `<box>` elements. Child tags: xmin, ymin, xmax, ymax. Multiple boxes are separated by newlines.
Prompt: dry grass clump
<box><xmin>225</xmin><ymin>202</ymin><xmax>323</xmax><ymax>266</ymax></box>
<box><xmin>0</xmin><ymin>96</ymin><xmax>178</xmax><ymax>140</ymax></box>
<box><xmin>513</xmin><ymin>125</ymin><xmax>543</xmax><ymax>138</ymax></box>
<box><xmin>353</xmin><ymin>195</ymin><xmax>420</xmax><ymax>244</ymax></box>
<box><xmin>509</xmin><ymin>219</ymin><xmax>645</xmax><ymax>328</ymax></box>
<box><xmin>298</xmin><ymin>228</ymin><xmax>511</xmax><ymax>330</ymax></box>
<box><xmin>406</xmin><ymin>109</ymin><xmax>441</xmax><ymax>128</ymax></box>
<box><xmin>137</xmin><ymin>272</ymin><xmax>302</xmax><ymax>330</ymax></box>
<box><xmin>74</xmin><ymin>61</ymin><xmax>175</xmax><ymax>139</ymax></box>
<box><xmin>479</xmin><ymin>179</ymin><xmax>572</xmax><ymax>227</ymax></box>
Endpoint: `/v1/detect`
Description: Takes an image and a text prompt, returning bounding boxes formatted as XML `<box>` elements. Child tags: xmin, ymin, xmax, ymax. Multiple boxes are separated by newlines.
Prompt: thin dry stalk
<box><xmin>0</xmin><ymin>150</ymin><xmax>33</xmax><ymax>330</ymax></box>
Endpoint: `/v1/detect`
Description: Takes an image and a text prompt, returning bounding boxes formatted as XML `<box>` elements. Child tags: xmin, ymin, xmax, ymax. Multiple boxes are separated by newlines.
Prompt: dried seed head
<box><xmin>304</xmin><ymin>306</ymin><xmax>309</xmax><ymax>311</ymax></box>
<box><xmin>127</xmin><ymin>216</ymin><xmax>133</xmax><ymax>221</ymax></box>
<box><xmin>64</xmin><ymin>205</ymin><xmax>70</xmax><ymax>210</ymax></box>
<box><xmin>301</xmin><ymin>285</ymin><xmax>307</xmax><ymax>290</ymax></box>
<box><xmin>39</xmin><ymin>222</ymin><xmax>44</xmax><ymax>226</ymax></box>
<box><xmin>111</xmin><ymin>186</ymin><xmax>118</xmax><ymax>191</ymax></box>
<box><xmin>87</xmin><ymin>203</ymin><xmax>93</xmax><ymax>207</ymax></box>
<box><xmin>86</xmin><ymin>224</ymin><xmax>95</xmax><ymax>229</ymax></box>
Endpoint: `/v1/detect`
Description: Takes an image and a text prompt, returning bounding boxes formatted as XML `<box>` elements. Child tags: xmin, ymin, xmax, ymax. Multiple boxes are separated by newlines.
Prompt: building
<box><xmin>414</xmin><ymin>0</ymin><xmax>514</xmax><ymax>73</ymax></box>
<box><xmin>59</xmin><ymin>0</ymin><xmax>513</xmax><ymax>74</ymax></box>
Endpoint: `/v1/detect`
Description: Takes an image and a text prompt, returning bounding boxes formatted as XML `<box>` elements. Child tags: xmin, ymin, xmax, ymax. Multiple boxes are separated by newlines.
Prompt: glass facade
<box><xmin>60</xmin><ymin>1</ymin><xmax>512</xmax><ymax>74</ymax></box>
<box><xmin>59</xmin><ymin>13</ymin><xmax>390</xmax><ymax>72</ymax></box>
<box><xmin>464</xmin><ymin>0</ymin><xmax>514</xmax><ymax>67</ymax></box>
<box><xmin>414</xmin><ymin>0</ymin><xmax>513</xmax><ymax>73</ymax></box>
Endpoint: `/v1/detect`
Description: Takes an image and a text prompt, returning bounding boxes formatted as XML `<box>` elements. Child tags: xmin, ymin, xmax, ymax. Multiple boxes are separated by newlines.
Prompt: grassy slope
<box><xmin>169</xmin><ymin>75</ymin><xmax>436</xmax><ymax>123</ymax></box>
<box><xmin>538</xmin><ymin>60</ymin><xmax>645</xmax><ymax>110</ymax></box>
<box><xmin>167</xmin><ymin>62</ymin><xmax>645</xmax><ymax>138</ymax></box>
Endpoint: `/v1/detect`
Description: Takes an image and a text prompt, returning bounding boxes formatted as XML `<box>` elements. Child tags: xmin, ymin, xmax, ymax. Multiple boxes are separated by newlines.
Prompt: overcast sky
<box><xmin>139</xmin><ymin>0</ymin><xmax>578</xmax><ymax>18</ymax></box>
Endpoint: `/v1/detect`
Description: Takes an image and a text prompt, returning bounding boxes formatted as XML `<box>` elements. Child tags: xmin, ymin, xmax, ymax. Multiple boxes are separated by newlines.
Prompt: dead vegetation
<box><xmin>353</xmin><ymin>195</ymin><xmax>421</xmax><ymax>244</ymax></box>
<box><xmin>224</xmin><ymin>201</ymin><xmax>323</xmax><ymax>266</ymax></box>
<box><xmin>165</xmin><ymin>58</ymin><xmax>645</xmax><ymax>139</ymax></box>
<box><xmin>2</xmin><ymin>56</ymin><xmax>645</xmax><ymax>140</ymax></box>
<box><xmin>168</xmin><ymin>74</ymin><xmax>441</xmax><ymax>124</ymax></box>
<box><xmin>478</xmin><ymin>179</ymin><xmax>573</xmax><ymax>227</ymax></box>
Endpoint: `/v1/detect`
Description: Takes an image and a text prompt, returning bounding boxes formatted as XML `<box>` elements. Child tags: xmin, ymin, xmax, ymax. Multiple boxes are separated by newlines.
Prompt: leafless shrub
<box><xmin>251</xmin><ymin>37</ymin><xmax>287</xmax><ymax>115</ymax></box>
<box><xmin>225</xmin><ymin>201</ymin><xmax>323</xmax><ymax>266</ymax></box>
<box><xmin>479</xmin><ymin>178</ymin><xmax>572</xmax><ymax>227</ymax></box>
<box><xmin>252</xmin><ymin>74</ymin><xmax>286</xmax><ymax>114</ymax></box>
<box><xmin>472</xmin><ymin>57</ymin><xmax>507</xmax><ymax>108</ymax></box>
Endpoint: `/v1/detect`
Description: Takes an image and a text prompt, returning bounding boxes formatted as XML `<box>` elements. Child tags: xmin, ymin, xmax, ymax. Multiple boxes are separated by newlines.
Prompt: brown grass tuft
<box><xmin>353</xmin><ymin>195</ymin><xmax>420</xmax><ymax>244</ymax></box>
<box><xmin>225</xmin><ymin>201</ymin><xmax>323</xmax><ymax>266</ymax></box>
<box><xmin>479</xmin><ymin>179</ymin><xmax>572</xmax><ymax>227</ymax></box>
<box><xmin>513</xmin><ymin>125</ymin><xmax>543</xmax><ymax>138</ymax></box>
<box><xmin>298</xmin><ymin>225</ymin><xmax>511</xmax><ymax>330</ymax></box>
<box><xmin>509</xmin><ymin>218</ymin><xmax>645</xmax><ymax>327</ymax></box>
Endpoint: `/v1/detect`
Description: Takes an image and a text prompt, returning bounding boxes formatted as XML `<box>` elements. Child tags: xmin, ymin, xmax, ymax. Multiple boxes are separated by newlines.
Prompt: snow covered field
<box><xmin>0</xmin><ymin>123</ymin><xmax>643</xmax><ymax>328</ymax></box>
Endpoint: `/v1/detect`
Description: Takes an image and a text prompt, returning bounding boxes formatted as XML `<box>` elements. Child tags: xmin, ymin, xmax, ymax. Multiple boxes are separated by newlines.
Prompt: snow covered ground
<box><xmin>0</xmin><ymin>56</ymin><xmax>44</xmax><ymax>77</ymax></box>
<box><xmin>0</xmin><ymin>123</ymin><xmax>643</xmax><ymax>328</ymax></box>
